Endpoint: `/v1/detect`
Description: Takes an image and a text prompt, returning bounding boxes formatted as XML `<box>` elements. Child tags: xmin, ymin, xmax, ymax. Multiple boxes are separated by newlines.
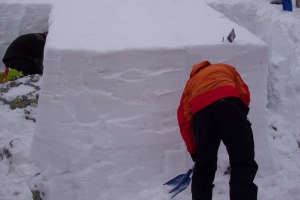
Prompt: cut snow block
<box><xmin>30</xmin><ymin>1</ymin><xmax>272</xmax><ymax>199</ymax></box>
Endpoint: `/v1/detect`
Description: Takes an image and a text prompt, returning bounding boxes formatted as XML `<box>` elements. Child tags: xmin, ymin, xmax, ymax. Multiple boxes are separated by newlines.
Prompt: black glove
<box><xmin>190</xmin><ymin>152</ymin><xmax>197</xmax><ymax>162</ymax></box>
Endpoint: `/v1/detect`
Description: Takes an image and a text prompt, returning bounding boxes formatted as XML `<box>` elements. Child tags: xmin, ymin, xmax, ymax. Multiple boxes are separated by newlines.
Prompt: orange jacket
<box><xmin>177</xmin><ymin>60</ymin><xmax>250</xmax><ymax>154</ymax></box>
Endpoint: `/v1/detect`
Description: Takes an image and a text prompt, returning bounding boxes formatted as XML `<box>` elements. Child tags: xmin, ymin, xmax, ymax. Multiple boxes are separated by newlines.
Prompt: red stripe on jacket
<box><xmin>190</xmin><ymin>85</ymin><xmax>242</xmax><ymax>114</ymax></box>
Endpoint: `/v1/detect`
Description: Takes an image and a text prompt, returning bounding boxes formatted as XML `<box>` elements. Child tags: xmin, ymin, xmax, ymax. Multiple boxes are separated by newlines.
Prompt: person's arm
<box><xmin>235</xmin><ymin>70</ymin><xmax>250</xmax><ymax>105</ymax></box>
<box><xmin>177</xmin><ymin>92</ymin><xmax>197</xmax><ymax>155</ymax></box>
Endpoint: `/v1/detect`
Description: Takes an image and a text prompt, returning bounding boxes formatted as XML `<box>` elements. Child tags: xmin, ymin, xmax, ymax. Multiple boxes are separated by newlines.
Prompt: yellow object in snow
<box><xmin>0</xmin><ymin>68</ymin><xmax>23</xmax><ymax>84</ymax></box>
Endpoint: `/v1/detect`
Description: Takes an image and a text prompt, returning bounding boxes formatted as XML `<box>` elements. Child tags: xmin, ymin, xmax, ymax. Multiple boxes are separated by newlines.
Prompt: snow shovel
<box><xmin>164</xmin><ymin>164</ymin><xmax>195</xmax><ymax>198</ymax></box>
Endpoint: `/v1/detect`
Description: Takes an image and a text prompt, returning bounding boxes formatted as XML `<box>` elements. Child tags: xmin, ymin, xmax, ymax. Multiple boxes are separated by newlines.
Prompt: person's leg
<box><xmin>192</xmin><ymin>104</ymin><xmax>221</xmax><ymax>200</ymax></box>
<box><xmin>214</xmin><ymin>98</ymin><xmax>258</xmax><ymax>200</ymax></box>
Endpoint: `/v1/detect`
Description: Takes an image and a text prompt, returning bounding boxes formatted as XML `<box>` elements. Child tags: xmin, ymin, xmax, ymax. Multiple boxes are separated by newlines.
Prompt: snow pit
<box><xmin>29</xmin><ymin>0</ymin><xmax>272</xmax><ymax>199</ymax></box>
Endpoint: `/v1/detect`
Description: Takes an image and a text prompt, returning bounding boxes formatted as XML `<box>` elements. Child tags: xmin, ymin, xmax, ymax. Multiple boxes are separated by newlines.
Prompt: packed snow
<box><xmin>0</xmin><ymin>0</ymin><xmax>300</xmax><ymax>200</ymax></box>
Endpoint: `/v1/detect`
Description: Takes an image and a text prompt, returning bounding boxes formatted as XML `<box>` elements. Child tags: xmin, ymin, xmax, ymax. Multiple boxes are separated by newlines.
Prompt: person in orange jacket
<box><xmin>177</xmin><ymin>60</ymin><xmax>258</xmax><ymax>200</ymax></box>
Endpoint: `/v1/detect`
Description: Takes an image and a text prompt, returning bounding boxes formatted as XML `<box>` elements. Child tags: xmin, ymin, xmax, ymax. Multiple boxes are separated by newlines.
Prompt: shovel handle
<box><xmin>2</xmin><ymin>67</ymin><xmax>9</xmax><ymax>84</ymax></box>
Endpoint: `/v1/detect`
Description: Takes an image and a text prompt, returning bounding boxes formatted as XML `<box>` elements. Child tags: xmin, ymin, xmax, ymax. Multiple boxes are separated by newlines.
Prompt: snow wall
<box><xmin>0</xmin><ymin>2</ymin><xmax>51</xmax><ymax>70</ymax></box>
<box><xmin>26</xmin><ymin>1</ymin><xmax>272</xmax><ymax>199</ymax></box>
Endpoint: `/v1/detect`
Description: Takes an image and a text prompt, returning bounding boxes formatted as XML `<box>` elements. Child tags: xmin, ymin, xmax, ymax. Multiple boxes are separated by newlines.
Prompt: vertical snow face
<box><xmin>30</xmin><ymin>1</ymin><xmax>270</xmax><ymax>199</ymax></box>
<box><xmin>0</xmin><ymin>2</ymin><xmax>51</xmax><ymax>70</ymax></box>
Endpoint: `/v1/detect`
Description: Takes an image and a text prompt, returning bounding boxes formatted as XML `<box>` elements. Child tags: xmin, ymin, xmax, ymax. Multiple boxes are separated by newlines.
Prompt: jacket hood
<box><xmin>190</xmin><ymin>60</ymin><xmax>212</xmax><ymax>78</ymax></box>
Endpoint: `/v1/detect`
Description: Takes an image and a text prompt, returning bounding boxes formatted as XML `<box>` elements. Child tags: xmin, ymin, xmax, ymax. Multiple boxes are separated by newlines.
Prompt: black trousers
<box><xmin>4</xmin><ymin>59</ymin><xmax>43</xmax><ymax>76</ymax></box>
<box><xmin>191</xmin><ymin>97</ymin><xmax>258</xmax><ymax>200</ymax></box>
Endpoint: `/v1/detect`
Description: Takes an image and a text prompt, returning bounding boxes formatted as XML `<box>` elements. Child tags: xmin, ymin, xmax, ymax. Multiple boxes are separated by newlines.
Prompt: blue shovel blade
<box><xmin>164</xmin><ymin>169</ymin><xmax>193</xmax><ymax>199</ymax></box>
<box><xmin>164</xmin><ymin>168</ymin><xmax>193</xmax><ymax>186</ymax></box>
<box><xmin>169</xmin><ymin>176</ymin><xmax>191</xmax><ymax>198</ymax></box>
<box><xmin>163</xmin><ymin>174</ymin><xmax>185</xmax><ymax>186</ymax></box>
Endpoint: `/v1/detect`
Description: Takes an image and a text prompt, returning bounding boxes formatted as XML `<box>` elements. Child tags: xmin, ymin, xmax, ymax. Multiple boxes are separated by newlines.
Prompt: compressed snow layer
<box><xmin>0</xmin><ymin>2</ymin><xmax>51</xmax><ymax>70</ymax></box>
<box><xmin>33</xmin><ymin>48</ymin><xmax>270</xmax><ymax>199</ymax></box>
<box><xmin>26</xmin><ymin>1</ymin><xmax>271</xmax><ymax>199</ymax></box>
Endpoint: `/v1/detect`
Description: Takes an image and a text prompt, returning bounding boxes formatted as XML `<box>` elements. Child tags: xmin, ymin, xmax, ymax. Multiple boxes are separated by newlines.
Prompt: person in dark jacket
<box><xmin>2</xmin><ymin>32</ymin><xmax>48</xmax><ymax>76</ymax></box>
<box><xmin>177</xmin><ymin>60</ymin><xmax>258</xmax><ymax>200</ymax></box>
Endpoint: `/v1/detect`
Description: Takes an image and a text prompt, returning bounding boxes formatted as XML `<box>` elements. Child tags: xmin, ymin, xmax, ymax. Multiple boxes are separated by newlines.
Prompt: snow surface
<box><xmin>0</xmin><ymin>0</ymin><xmax>300</xmax><ymax>200</ymax></box>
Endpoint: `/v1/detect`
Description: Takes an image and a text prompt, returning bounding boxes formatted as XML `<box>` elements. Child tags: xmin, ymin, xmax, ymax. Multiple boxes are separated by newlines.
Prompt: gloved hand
<box><xmin>190</xmin><ymin>152</ymin><xmax>197</xmax><ymax>162</ymax></box>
